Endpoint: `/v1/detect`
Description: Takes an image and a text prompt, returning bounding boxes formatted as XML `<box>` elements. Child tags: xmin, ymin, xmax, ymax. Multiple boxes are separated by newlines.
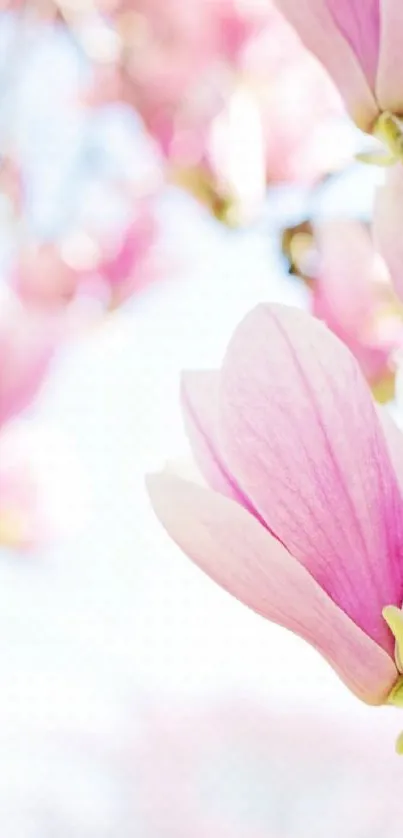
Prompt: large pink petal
<box><xmin>273</xmin><ymin>0</ymin><xmax>379</xmax><ymax>130</ymax></box>
<box><xmin>377</xmin><ymin>407</ymin><xmax>403</xmax><ymax>496</ymax></box>
<box><xmin>219</xmin><ymin>304</ymin><xmax>403</xmax><ymax>653</ymax></box>
<box><xmin>146</xmin><ymin>472</ymin><xmax>398</xmax><ymax>704</ymax></box>
<box><xmin>373</xmin><ymin>168</ymin><xmax>403</xmax><ymax>303</ymax></box>
<box><xmin>376</xmin><ymin>0</ymin><xmax>403</xmax><ymax>114</ymax></box>
<box><xmin>326</xmin><ymin>0</ymin><xmax>380</xmax><ymax>87</ymax></box>
<box><xmin>181</xmin><ymin>370</ymin><xmax>265</xmax><ymax>523</ymax></box>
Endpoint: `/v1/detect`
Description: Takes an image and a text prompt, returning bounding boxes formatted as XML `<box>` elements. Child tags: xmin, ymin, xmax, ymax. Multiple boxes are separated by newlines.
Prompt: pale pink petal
<box><xmin>0</xmin><ymin>309</ymin><xmax>59</xmax><ymax>427</ymax></box>
<box><xmin>273</xmin><ymin>0</ymin><xmax>379</xmax><ymax>129</ymax></box>
<box><xmin>377</xmin><ymin>407</ymin><xmax>403</xmax><ymax>496</ymax></box>
<box><xmin>373</xmin><ymin>168</ymin><xmax>403</xmax><ymax>302</ymax></box>
<box><xmin>146</xmin><ymin>472</ymin><xmax>398</xmax><ymax>704</ymax></box>
<box><xmin>181</xmin><ymin>370</ymin><xmax>264</xmax><ymax>521</ymax></box>
<box><xmin>376</xmin><ymin>0</ymin><xmax>403</xmax><ymax>114</ymax></box>
<box><xmin>101</xmin><ymin>206</ymin><xmax>159</xmax><ymax>305</ymax></box>
<box><xmin>313</xmin><ymin>221</ymin><xmax>375</xmax><ymax>331</ymax></box>
<box><xmin>219</xmin><ymin>304</ymin><xmax>403</xmax><ymax>653</ymax></box>
<box><xmin>326</xmin><ymin>0</ymin><xmax>380</xmax><ymax>87</ymax></box>
<box><xmin>312</xmin><ymin>221</ymin><xmax>399</xmax><ymax>385</ymax></box>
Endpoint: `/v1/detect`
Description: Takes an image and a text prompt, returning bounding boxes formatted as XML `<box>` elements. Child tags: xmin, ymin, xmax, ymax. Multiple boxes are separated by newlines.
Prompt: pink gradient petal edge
<box><xmin>272</xmin><ymin>0</ymin><xmax>379</xmax><ymax>130</ymax></box>
<box><xmin>377</xmin><ymin>406</ymin><xmax>403</xmax><ymax>497</ymax></box>
<box><xmin>376</xmin><ymin>0</ymin><xmax>403</xmax><ymax>114</ymax></box>
<box><xmin>325</xmin><ymin>0</ymin><xmax>380</xmax><ymax>88</ymax></box>
<box><xmin>313</xmin><ymin>221</ymin><xmax>376</xmax><ymax>332</ymax></box>
<box><xmin>181</xmin><ymin>370</ymin><xmax>265</xmax><ymax>523</ymax></box>
<box><xmin>146</xmin><ymin>472</ymin><xmax>398</xmax><ymax>704</ymax></box>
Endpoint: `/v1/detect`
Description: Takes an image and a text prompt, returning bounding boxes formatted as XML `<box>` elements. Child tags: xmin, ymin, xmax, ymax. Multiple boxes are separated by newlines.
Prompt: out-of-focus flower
<box><xmin>244</xmin><ymin>17</ymin><xmax>347</xmax><ymax>185</ymax></box>
<box><xmin>171</xmin><ymin>82</ymin><xmax>267</xmax><ymax>226</ymax></box>
<box><xmin>0</xmin><ymin>300</ymin><xmax>59</xmax><ymax>428</ymax></box>
<box><xmin>281</xmin><ymin>218</ymin><xmax>315</xmax><ymax>280</ymax></box>
<box><xmin>0</xmin><ymin>421</ymin><xmax>90</xmax><ymax>552</ymax></box>
<box><xmin>88</xmin><ymin>199</ymin><xmax>164</xmax><ymax>309</ymax></box>
<box><xmin>83</xmin><ymin>0</ymin><xmax>346</xmax><ymax>222</ymax></box>
<box><xmin>272</xmin><ymin>0</ymin><xmax>403</xmax><ymax>162</ymax></box>
<box><xmin>147</xmin><ymin>304</ymin><xmax>403</xmax><ymax>718</ymax></box>
<box><xmin>11</xmin><ymin>243</ymin><xmax>83</xmax><ymax>312</ymax></box>
<box><xmin>374</xmin><ymin>166</ymin><xmax>403</xmax><ymax>303</ymax></box>
<box><xmin>82</xmin><ymin>0</ymin><xmax>268</xmax><ymax>224</ymax></box>
<box><xmin>0</xmin><ymin>156</ymin><xmax>24</xmax><ymax>219</ymax></box>
<box><xmin>11</xmin><ymin>199</ymin><xmax>164</xmax><ymax>316</ymax></box>
<box><xmin>301</xmin><ymin>220</ymin><xmax>403</xmax><ymax>402</ymax></box>
<box><xmin>0</xmin><ymin>0</ymin><xmax>62</xmax><ymax>19</ymax></box>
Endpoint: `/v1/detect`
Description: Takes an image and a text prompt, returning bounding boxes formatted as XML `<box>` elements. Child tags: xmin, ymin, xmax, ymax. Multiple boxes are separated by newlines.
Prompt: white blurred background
<box><xmin>0</xmin><ymin>5</ymin><xmax>402</xmax><ymax>835</ymax></box>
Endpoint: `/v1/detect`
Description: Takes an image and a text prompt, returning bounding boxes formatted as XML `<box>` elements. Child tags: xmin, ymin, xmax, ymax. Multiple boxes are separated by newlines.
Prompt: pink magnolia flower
<box><xmin>147</xmin><ymin>304</ymin><xmax>403</xmax><ymax>713</ymax></box>
<box><xmin>0</xmin><ymin>302</ymin><xmax>59</xmax><ymax>428</ymax></box>
<box><xmin>272</xmin><ymin>0</ymin><xmax>403</xmax><ymax>156</ymax></box>
<box><xmin>309</xmin><ymin>220</ymin><xmax>403</xmax><ymax>401</ymax></box>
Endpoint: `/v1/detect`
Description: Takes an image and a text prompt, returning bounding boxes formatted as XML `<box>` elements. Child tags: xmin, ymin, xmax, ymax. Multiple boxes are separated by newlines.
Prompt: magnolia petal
<box><xmin>373</xmin><ymin>169</ymin><xmax>403</xmax><ymax>302</ymax></box>
<box><xmin>272</xmin><ymin>0</ymin><xmax>379</xmax><ymax>130</ymax></box>
<box><xmin>181</xmin><ymin>370</ymin><xmax>263</xmax><ymax>521</ymax></box>
<box><xmin>377</xmin><ymin>407</ymin><xmax>403</xmax><ymax>496</ymax></box>
<box><xmin>313</xmin><ymin>220</ymin><xmax>375</xmax><ymax>331</ymax></box>
<box><xmin>0</xmin><ymin>308</ymin><xmax>59</xmax><ymax>428</ymax></box>
<box><xmin>325</xmin><ymin>0</ymin><xmax>380</xmax><ymax>88</ymax></box>
<box><xmin>219</xmin><ymin>304</ymin><xmax>403</xmax><ymax>653</ymax></box>
<box><xmin>312</xmin><ymin>221</ymin><xmax>399</xmax><ymax>388</ymax></box>
<box><xmin>146</xmin><ymin>472</ymin><xmax>398</xmax><ymax>704</ymax></box>
<box><xmin>376</xmin><ymin>0</ymin><xmax>403</xmax><ymax>115</ymax></box>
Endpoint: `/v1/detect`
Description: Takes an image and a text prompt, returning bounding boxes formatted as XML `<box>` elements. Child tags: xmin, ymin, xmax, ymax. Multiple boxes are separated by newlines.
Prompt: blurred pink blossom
<box><xmin>310</xmin><ymin>220</ymin><xmax>403</xmax><ymax>401</ymax></box>
<box><xmin>11</xmin><ymin>200</ymin><xmax>164</xmax><ymax>315</ymax></box>
<box><xmin>0</xmin><ymin>301</ymin><xmax>59</xmax><ymax>428</ymax></box>
<box><xmin>0</xmin><ymin>156</ymin><xmax>24</xmax><ymax>218</ymax></box>
<box><xmin>91</xmin><ymin>199</ymin><xmax>164</xmax><ymax>308</ymax></box>
<box><xmin>242</xmin><ymin>13</ymin><xmax>346</xmax><ymax>185</ymax></box>
<box><xmin>84</xmin><ymin>0</ymin><xmax>345</xmax><ymax>220</ymax></box>
<box><xmin>147</xmin><ymin>304</ymin><xmax>403</xmax><ymax>711</ymax></box>
<box><xmin>11</xmin><ymin>243</ymin><xmax>82</xmax><ymax>311</ymax></box>
<box><xmin>0</xmin><ymin>0</ymin><xmax>61</xmax><ymax>17</ymax></box>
